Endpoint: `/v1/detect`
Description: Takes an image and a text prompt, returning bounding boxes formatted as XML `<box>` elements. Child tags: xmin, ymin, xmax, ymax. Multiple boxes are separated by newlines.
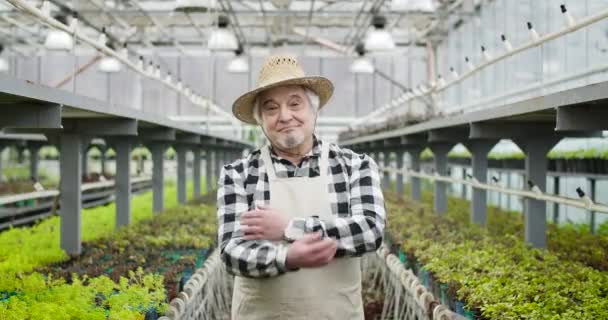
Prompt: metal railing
<box><xmin>158</xmin><ymin>245</ymin><xmax>466</xmax><ymax>320</ymax></box>
<box><xmin>370</xmin><ymin>245</ymin><xmax>465</xmax><ymax>320</ymax></box>
<box><xmin>160</xmin><ymin>250</ymin><xmax>232</xmax><ymax>320</ymax></box>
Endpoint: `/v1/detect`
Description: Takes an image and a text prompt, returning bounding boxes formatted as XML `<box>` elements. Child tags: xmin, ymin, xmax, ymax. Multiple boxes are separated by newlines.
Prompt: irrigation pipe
<box><xmin>353</xmin><ymin>5</ymin><xmax>608</xmax><ymax>128</ymax></box>
<box><xmin>381</xmin><ymin>167</ymin><xmax>608</xmax><ymax>214</ymax></box>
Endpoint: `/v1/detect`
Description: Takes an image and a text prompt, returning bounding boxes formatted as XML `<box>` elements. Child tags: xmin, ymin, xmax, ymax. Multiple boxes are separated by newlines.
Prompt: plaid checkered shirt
<box><xmin>217</xmin><ymin>136</ymin><xmax>386</xmax><ymax>278</ymax></box>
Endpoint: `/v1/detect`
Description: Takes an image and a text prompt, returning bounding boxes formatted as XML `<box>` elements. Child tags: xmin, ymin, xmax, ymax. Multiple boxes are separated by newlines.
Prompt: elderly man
<box><xmin>217</xmin><ymin>54</ymin><xmax>386</xmax><ymax>320</ymax></box>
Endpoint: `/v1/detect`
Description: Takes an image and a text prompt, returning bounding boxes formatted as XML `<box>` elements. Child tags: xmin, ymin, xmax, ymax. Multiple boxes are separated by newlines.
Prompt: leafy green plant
<box><xmin>0</xmin><ymin>182</ymin><xmax>196</xmax><ymax>275</ymax></box>
<box><xmin>0</xmin><ymin>269</ymin><xmax>166</xmax><ymax>319</ymax></box>
<box><xmin>0</xmin><ymin>180</ymin><xmax>211</xmax><ymax>319</ymax></box>
<box><xmin>384</xmin><ymin>191</ymin><xmax>608</xmax><ymax>319</ymax></box>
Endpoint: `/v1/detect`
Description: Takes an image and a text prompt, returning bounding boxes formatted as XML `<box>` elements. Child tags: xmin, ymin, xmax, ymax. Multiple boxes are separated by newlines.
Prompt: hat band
<box><xmin>256</xmin><ymin>65</ymin><xmax>306</xmax><ymax>88</ymax></box>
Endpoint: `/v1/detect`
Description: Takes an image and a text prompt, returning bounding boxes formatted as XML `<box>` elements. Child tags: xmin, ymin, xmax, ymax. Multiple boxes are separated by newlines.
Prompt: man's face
<box><xmin>258</xmin><ymin>85</ymin><xmax>315</xmax><ymax>150</ymax></box>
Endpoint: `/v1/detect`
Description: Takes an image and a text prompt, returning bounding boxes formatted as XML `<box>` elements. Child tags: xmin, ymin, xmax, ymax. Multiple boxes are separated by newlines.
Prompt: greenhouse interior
<box><xmin>1</xmin><ymin>0</ymin><xmax>608</xmax><ymax>319</ymax></box>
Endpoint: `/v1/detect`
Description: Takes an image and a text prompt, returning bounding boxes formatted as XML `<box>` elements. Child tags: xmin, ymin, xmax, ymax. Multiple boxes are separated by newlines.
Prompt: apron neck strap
<box><xmin>261</xmin><ymin>140</ymin><xmax>330</xmax><ymax>180</ymax></box>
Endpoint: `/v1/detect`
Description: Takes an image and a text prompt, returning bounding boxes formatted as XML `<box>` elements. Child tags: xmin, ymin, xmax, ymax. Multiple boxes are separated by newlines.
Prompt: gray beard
<box><xmin>279</xmin><ymin>133</ymin><xmax>304</xmax><ymax>149</ymax></box>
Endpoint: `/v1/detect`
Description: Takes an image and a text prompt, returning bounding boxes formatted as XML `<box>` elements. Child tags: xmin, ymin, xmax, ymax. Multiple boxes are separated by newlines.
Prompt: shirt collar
<box><xmin>269</xmin><ymin>135</ymin><xmax>322</xmax><ymax>161</ymax></box>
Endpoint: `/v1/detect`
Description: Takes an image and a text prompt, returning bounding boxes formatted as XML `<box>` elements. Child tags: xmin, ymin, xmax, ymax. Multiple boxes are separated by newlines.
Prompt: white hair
<box><xmin>252</xmin><ymin>86</ymin><xmax>320</xmax><ymax>125</ymax></box>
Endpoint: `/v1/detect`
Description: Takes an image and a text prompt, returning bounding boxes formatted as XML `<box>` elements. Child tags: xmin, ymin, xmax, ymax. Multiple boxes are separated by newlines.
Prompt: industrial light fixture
<box><xmin>364</xmin><ymin>16</ymin><xmax>395</xmax><ymax>52</ymax></box>
<box><xmin>208</xmin><ymin>15</ymin><xmax>238</xmax><ymax>51</ymax></box>
<box><xmin>44</xmin><ymin>30</ymin><xmax>73</xmax><ymax>51</ymax></box>
<box><xmin>350</xmin><ymin>43</ymin><xmax>375</xmax><ymax>74</ymax></box>
<box><xmin>174</xmin><ymin>0</ymin><xmax>216</xmax><ymax>13</ymax></box>
<box><xmin>391</xmin><ymin>0</ymin><xmax>436</xmax><ymax>12</ymax></box>
<box><xmin>227</xmin><ymin>46</ymin><xmax>249</xmax><ymax>73</ymax></box>
<box><xmin>98</xmin><ymin>56</ymin><xmax>121</xmax><ymax>73</ymax></box>
<box><xmin>98</xmin><ymin>41</ymin><xmax>122</xmax><ymax>73</ymax></box>
<box><xmin>0</xmin><ymin>45</ymin><xmax>9</xmax><ymax>73</ymax></box>
<box><xmin>44</xmin><ymin>15</ymin><xmax>74</xmax><ymax>51</ymax></box>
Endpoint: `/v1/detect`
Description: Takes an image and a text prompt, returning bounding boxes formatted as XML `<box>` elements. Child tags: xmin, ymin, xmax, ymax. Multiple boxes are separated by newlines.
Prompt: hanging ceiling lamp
<box><xmin>98</xmin><ymin>37</ymin><xmax>122</xmax><ymax>73</ymax></box>
<box><xmin>98</xmin><ymin>56</ymin><xmax>121</xmax><ymax>73</ymax></box>
<box><xmin>174</xmin><ymin>0</ymin><xmax>216</xmax><ymax>13</ymax></box>
<box><xmin>391</xmin><ymin>0</ymin><xmax>436</xmax><ymax>12</ymax></box>
<box><xmin>364</xmin><ymin>16</ymin><xmax>395</xmax><ymax>52</ymax></box>
<box><xmin>350</xmin><ymin>43</ymin><xmax>375</xmax><ymax>74</ymax></box>
<box><xmin>44</xmin><ymin>15</ymin><xmax>73</xmax><ymax>51</ymax></box>
<box><xmin>208</xmin><ymin>15</ymin><xmax>238</xmax><ymax>51</ymax></box>
<box><xmin>0</xmin><ymin>45</ymin><xmax>8</xmax><ymax>73</ymax></box>
<box><xmin>227</xmin><ymin>46</ymin><xmax>249</xmax><ymax>73</ymax></box>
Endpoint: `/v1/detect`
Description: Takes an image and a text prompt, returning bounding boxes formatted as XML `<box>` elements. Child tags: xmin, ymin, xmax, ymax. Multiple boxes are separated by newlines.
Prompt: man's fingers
<box><xmin>242</xmin><ymin>234</ymin><xmax>262</xmax><ymax>240</ymax></box>
<box><xmin>242</xmin><ymin>226</ymin><xmax>263</xmax><ymax>235</ymax></box>
<box><xmin>240</xmin><ymin>213</ymin><xmax>263</xmax><ymax>223</ymax></box>
<box><xmin>241</xmin><ymin>209</ymin><xmax>257</xmax><ymax>217</ymax></box>
<box><xmin>311</xmin><ymin>241</ymin><xmax>338</xmax><ymax>265</ymax></box>
<box><xmin>308</xmin><ymin>238</ymin><xmax>337</xmax><ymax>254</ymax></box>
<box><xmin>300</xmin><ymin>232</ymin><xmax>322</xmax><ymax>244</ymax></box>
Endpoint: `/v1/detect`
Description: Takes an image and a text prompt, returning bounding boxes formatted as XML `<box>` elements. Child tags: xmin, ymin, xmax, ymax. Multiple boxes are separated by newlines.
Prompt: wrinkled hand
<box><xmin>240</xmin><ymin>206</ymin><xmax>289</xmax><ymax>241</ymax></box>
<box><xmin>286</xmin><ymin>232</ymin><xmax>338</xmax><ymax>269</ymax></box>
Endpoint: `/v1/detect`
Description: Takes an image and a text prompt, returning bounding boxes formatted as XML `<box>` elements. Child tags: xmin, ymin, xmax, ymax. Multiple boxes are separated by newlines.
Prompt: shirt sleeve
<box><xmin>217</xmin><ymin>163</ymin><xmax>293</xmax><ymax>278</ymax></box>
<box><xmin>284</xmin><ymin>153</ymin><xmax>386</xmax><ymax>258</ymax></box>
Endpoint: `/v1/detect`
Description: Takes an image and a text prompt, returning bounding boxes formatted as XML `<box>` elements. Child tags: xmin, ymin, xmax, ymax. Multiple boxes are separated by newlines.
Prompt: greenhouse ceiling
<box><xmin>0</xmin><ymin>0</ymin><xmax>471</xmax><ymax>56</ymax></box>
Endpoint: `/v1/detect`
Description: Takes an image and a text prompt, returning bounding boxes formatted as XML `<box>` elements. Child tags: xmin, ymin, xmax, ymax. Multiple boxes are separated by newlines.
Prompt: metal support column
<box><xmin>461</xmin><ymin>167</ymin><xmax>467</xmax><ymax>199</ymax></box>
<box><xmin>467</xmin><ymin>140</ymin><xmax>496</xmax><ymax>226</ymax></box>
<box><xmin>28</xmin><ymin>143</ymin><xmax>42</xmax><ymax>181</ymax></box>
<box><xmin>100</xmin><ymin>145</ymin><xmax>107</xmax><ymax>175</ymax></box>
<box><xmin>408</xmin><ymin>147</ymin><xmax>423</xmax><ymax>201</ymax></box>
<box><xmin>176</xmin><ymin>146</ymin><xmax>188</xmax><ymax>204</ymax></box>
<box><xmin>429</xmin><ymin>143</ymin><xmax>453</xmax><ymax>214</ymax></box>
<box><xmin>0</xmin><ymin>144</ymin><xmax>4</xmax><ymax>183</ymax></box>
<box><xmin>382</xmin><ymin>152</ymin><xmax>391</xmax><ymax>190</ymax></box>
<box><xmin>59</xmin><ymin>133</ymin><xmax>82</xmax><ymax>254</ymax></box>
<box><xmin>150</xmin><ymin>143</ymin><xmax>166</xmax><ymax>213</ymax></box>
<box><xmin>590</xmin><ymin>178</ymin><xmax>596</xmax><ymax>234</ymax></box>
<box><xmin>215</xmin><ymin>150</ymin><xmax>223</xmax><ymax>188</ymax></box>
<box><xmin>17</xmin><ymin>145</ymin><xmax>25</xmax><ymax>164</ymax></box>
<box><xmin>506</xmin><ymin>170</ymin><xmax>512</xmax><ymax>210</ymax></box>
<box><xmin>114</xmin><ymin>139</ymin><xmax>132</xmax><ymax>228</ymax></box>
<box><xmin>395</xmin><ymin>149</ymin><xmax>405</xmax><ymax>198</ymax></box>
<box><xmin>193</xmin><ymin>148</ymin><xmax>202</xmax><ymax>198</ymax></box>
<box><xmin>205</xmin><ymin>149</ymin><xmax>214</xmax><ymax>194</ymax></box>
<box><xmin>553</xmin><ymin>176</ymin><xmax>560</xmax><ymax>224</ymax></box>
<box><xmin>81</xmin><ymin>143</ymin><xmax>89</xmax><ymax>178</ymax></box>
<box><xmin>517</xmin><ymin>138</ymin><xmax>556</xmax><ymax>249</ymax></box>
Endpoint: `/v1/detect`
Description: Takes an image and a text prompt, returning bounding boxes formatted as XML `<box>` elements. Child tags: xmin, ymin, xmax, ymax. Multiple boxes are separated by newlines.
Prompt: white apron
<box><xmin>231</xmin><ymin>142</ymin><xmax>364</xmax><ymax>320</ymax></box>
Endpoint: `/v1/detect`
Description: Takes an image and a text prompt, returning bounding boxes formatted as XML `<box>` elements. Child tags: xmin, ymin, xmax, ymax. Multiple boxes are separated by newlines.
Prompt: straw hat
<box><xmin>232</xmin><ymin>54</ymin><xmax>334</xmax><ymax>124</ymax></box>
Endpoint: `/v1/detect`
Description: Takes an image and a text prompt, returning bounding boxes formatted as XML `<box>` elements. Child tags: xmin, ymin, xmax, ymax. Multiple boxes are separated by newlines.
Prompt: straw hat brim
<box><xmin>232</xmin><ymin>76</ymin><xmax>334</xmax><ymax>125</ymax></box>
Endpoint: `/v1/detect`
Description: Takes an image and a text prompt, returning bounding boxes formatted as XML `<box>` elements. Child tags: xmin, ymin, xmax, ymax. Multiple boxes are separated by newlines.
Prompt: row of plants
<box><xmin>37</xmin><ymin>204</ymin><xmax>216</xmax><ymax>296</ymax></box>
<box><xmin>417</xmin><ymin>148</ymin><xmax>608</xmax><ymax>173</ymax></box>
<box><xmin>417</xmin><ymin>190</ymin><xmax>608</xmax><ymax>270</ymax></box>
<box><xmin>0</xmin><ymin>182</ymin><xmax>204</xmax><ymax>319</ymax></box>
<box><xmin>0</xmin><ymin>166</ymin><xmax>53</xmax><ymax>183</ymax></box>
<box><xmin>30</xmin><ymin>146</ymin><xmax>176</xmax><ymax>161</ymax></box>
<box><xmin>0</xmin><ymin>166</ymin><xmax>56</xmax><ymax>196</ymax></box>
<box><xmin>384</xmin><ymin>191</ymin><xmax>608</xmax><ymax>319</ymax></box>
<box><xmin>0</xmin><ymin>170</ymin><xmax>117</xmax><ymax>197</ymax></box>
<box><xmin>0</xmin><ymin>182</ymin><xmax>191</xmax><ymax>274</ymax></box>
<box><xmin>418</xmin><ymin>147</ymin><xmax>608</xmax><ymax>161</ymax></box>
